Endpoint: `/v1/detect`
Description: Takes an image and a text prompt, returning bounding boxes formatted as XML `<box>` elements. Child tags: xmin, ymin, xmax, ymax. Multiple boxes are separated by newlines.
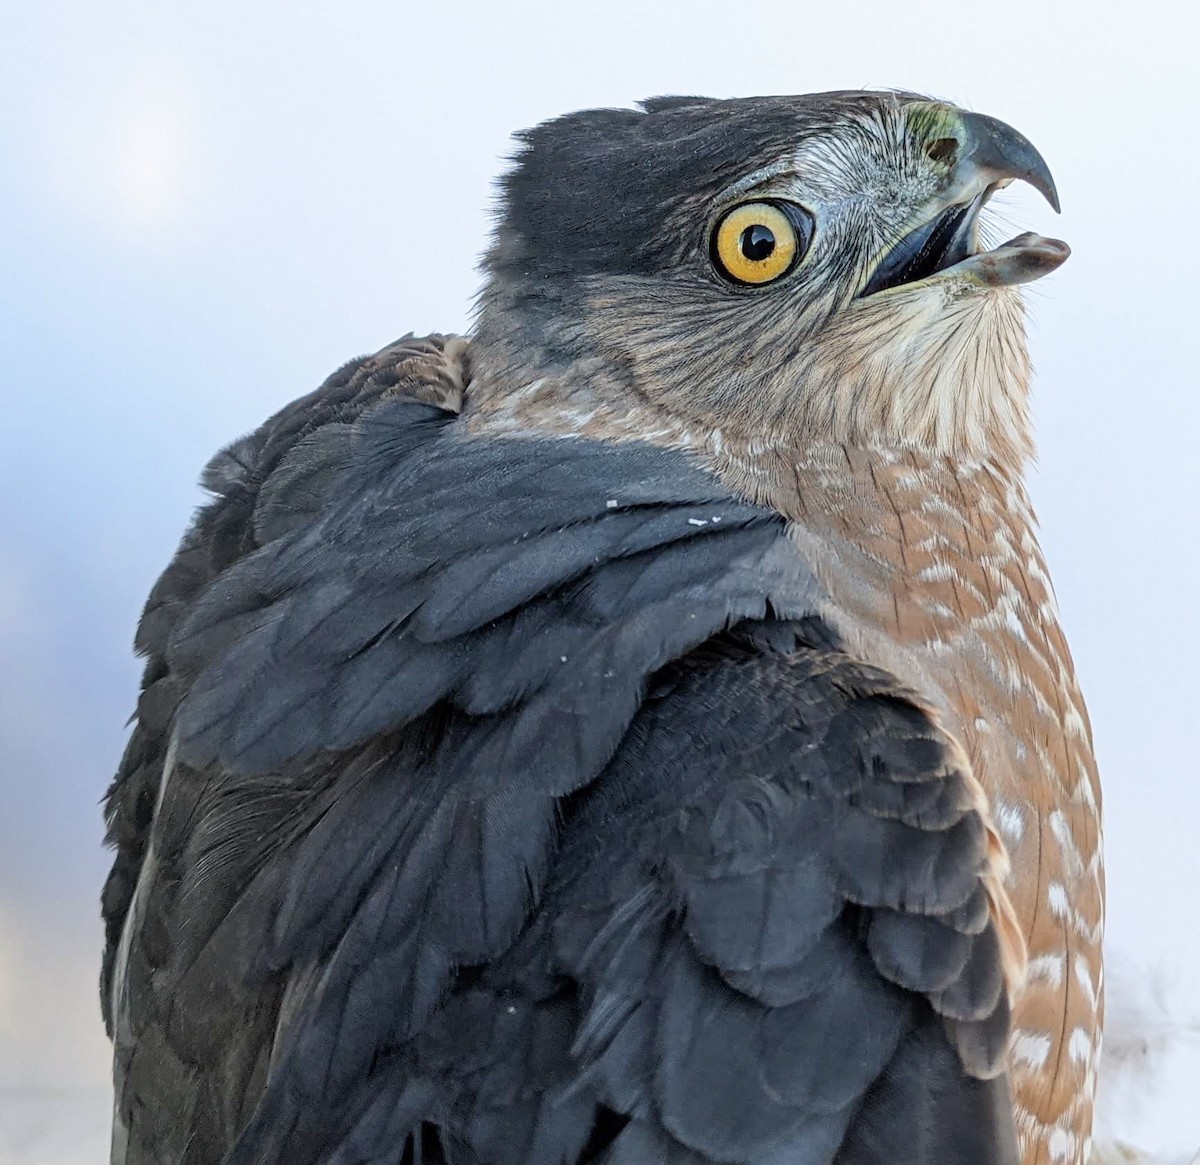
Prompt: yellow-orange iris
<box><xmin>712</xmin><ymin>202</ymin><xmax>798</xmax><ymax>285</ymax></box>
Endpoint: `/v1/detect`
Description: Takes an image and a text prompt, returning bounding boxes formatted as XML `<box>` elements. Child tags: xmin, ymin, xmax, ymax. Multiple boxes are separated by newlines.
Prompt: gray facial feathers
<box><xmin>494</xmin><ymin>91</ymin><xmax>909</xmax><ymax>285</ymax></box>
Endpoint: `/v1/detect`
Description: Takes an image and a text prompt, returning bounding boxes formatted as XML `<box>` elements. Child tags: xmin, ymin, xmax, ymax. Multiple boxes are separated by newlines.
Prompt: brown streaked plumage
<box><xmin>737</xmin><ymin>444</ymin><xmax>1103</xmax><ymax>1162</ymax></box>
<box><xmin>103</xmin><ymin>91</ymin><xmax>1098</xmax><ymax>1165</ymax></box>
<box><xmin>465</xmin><ymin>90</ymin><xmax>1100</xmax><ymax>1162</ymax></box>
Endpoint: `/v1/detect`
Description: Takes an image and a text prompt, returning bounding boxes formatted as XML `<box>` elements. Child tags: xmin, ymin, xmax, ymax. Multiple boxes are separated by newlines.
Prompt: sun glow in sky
<box><xmin>109</xmin><ymin>81</ymin><xmax>190</xmax><ymax>229</ymax></box>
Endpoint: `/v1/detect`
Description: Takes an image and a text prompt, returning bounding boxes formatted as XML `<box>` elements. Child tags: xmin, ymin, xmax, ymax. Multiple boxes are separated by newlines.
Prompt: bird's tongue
<box><xmin>959</xmin><ymin>233</ymin><xmax>1071</xmax><ymax>287</ymax></box>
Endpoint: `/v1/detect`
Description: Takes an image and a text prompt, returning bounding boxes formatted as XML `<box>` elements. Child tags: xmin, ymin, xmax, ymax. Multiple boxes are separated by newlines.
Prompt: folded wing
<box><xmin>103</xmin><ymin>336</ymin><xmax>1022</xmax><ymax>1164</ymax></box>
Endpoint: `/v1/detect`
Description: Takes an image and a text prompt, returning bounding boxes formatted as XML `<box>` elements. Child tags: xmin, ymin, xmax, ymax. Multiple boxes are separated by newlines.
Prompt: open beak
<box><xmin>860</xmin><ymin>110</ymin><xmax>1070</xmax><ymax>297</ymax></box>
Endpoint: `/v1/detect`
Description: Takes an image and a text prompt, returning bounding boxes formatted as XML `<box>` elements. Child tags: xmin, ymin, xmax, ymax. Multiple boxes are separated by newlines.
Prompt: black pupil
<box><xmin>740</xmin><ymin>224</ymin><xmax>776</xmax><ymax>262</ymax></box>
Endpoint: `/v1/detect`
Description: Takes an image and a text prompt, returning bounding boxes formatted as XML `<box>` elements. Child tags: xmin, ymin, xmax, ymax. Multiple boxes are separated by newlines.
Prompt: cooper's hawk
<box><xmin>101</xmin><ymin>91</ymin><xmax>1101</xmax><ymax>1164</ymax></box>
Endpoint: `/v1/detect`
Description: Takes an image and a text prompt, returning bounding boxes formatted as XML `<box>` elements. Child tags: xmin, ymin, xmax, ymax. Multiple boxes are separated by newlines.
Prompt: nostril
<box><xmin>926</xmin><ymin>137</ymin><xmax>959</xmax><ymax>166</ymax></box>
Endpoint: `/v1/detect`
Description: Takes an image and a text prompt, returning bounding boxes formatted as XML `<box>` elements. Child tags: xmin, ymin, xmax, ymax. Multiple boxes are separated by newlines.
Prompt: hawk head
<box><xmin>472</xmin><ymin>91</ymin><xmax>1066</xmax><ymax>468</ymax></box>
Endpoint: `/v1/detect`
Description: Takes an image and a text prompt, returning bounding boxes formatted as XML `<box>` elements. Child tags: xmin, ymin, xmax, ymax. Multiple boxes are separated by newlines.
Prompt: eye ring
<box><xmin>711</xmin><ymin>200</ymin><xmax>813</xmax><ymax>286</ymax></box>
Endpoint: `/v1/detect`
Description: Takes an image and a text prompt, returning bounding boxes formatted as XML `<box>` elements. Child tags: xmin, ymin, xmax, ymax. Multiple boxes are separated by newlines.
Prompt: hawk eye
<box><xmin>711</xmin><ymin>200</ymin><xmax>811</xmax><ymax>286</ymax></box>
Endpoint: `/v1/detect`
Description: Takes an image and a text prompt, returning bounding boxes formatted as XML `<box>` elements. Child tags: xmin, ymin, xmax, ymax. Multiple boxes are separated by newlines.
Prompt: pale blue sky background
<box><xmin>2</xmin><ymin>0</ymin><xmax>1197</xmax><ymax>1160</ymax></box>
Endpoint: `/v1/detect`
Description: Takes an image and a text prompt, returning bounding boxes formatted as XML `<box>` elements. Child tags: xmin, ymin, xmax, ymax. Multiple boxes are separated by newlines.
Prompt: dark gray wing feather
<box><xmin>285</xmin><ymin>645</ymin><xmax>1018</xmax><ymax>1165</ymax></box>
<box><xmin>104</xmin><ymin>337</ymin><xmax>1017</xmax><ymax>1165</ymax></box>
<box><xmin>101</xmin><ymin>334</ymin><xmax>467</xmax><ymax>1031</ymax></box>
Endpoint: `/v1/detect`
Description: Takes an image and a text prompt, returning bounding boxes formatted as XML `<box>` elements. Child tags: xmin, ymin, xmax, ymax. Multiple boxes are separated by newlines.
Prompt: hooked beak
<box><xmin>958</xmin><ymin>110</ymin><xmax>1060</xmax><ymax>212</ymax></box>
<box><xmin>860</xmin><ymin>108</ymin><xmax>1070</xmax><ymax>297</ymax></box>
